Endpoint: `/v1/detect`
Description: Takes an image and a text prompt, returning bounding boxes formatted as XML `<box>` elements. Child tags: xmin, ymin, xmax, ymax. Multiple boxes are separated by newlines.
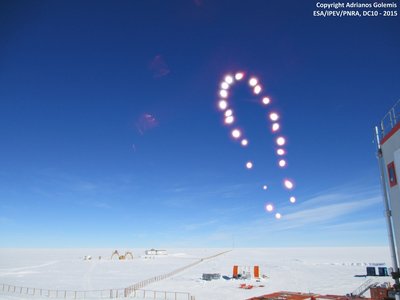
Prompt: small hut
<box><xmin>145</xmin><ymin>249</ymin><xmax>167</xmax><ymax>255</ymax></box>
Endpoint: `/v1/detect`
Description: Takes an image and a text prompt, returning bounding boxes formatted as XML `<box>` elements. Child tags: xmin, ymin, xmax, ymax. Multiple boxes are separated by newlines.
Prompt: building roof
<box><xmin>248</xmin><ymin>291</ymin><xmax>370</xmax><ymax>300</ymax></box>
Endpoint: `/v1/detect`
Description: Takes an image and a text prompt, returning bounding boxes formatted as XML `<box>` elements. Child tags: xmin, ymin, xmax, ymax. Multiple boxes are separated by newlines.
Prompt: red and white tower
<box><xmin>376</xmin><ymin>100</ymin><xmax>400</xmax><ymax>291</ymax></box>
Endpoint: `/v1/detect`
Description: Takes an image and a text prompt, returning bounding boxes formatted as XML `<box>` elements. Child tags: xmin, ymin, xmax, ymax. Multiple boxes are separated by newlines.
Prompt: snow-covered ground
<box><xmin>0</xmin><ymin>247</ymin><xmax>393</xmax><ymax>300</ymax></box>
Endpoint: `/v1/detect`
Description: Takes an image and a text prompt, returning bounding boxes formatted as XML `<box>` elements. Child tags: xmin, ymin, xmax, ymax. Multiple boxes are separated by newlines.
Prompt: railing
<box><xmin>379</xmin><ymin>99</ymin><xmax>400</xmax><ymax>138</ymax></box>
<box><xmin>351</xmin><ymin>278</ymin><xmax>378</xmax><ymax>296</ymax></box>
<box><xmin>127</xmin><ymin>289</ymin><xmax>192</xmax><ymax>300</ymax></box>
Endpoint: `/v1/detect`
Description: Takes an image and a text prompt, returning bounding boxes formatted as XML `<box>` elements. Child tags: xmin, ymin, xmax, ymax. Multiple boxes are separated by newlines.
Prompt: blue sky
<box><xmin>0</xmin><ymin>0</ymin><xmax>399</xmax><ymax>247</ymax></box>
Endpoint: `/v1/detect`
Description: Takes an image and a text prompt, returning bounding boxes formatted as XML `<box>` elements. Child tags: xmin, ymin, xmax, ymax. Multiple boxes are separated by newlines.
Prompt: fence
<box><xmin>1</xmin><ymin>283</ymin><xmax>192</xmax><ymax>299</ymax></box>
<box><xmin>0</xmin><ymin>249</ymin><xmax>231</xmax><ymax>299</ymax></box>
<box><xmin>125</xmin><ymin>249</ymin><xmax>232</xmax><ymax>295</ymax></box>
<box><xmin>1</xmin><ymin>283</ymin><xmax>128</xmax><ymax>299</ymax></box>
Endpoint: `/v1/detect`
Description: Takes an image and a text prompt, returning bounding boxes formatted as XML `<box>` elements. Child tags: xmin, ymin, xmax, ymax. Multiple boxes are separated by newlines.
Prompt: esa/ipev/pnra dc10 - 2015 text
<box><xmin>313</xmin><ymin>1</ymin><xmax>398</xmax><ymax>17</ymax></box>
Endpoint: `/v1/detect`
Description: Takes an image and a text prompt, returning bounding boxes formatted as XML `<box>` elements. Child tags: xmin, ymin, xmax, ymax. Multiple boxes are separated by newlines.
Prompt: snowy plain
<box><xmin>0</xmin><ymin>247</ymin><xmax>393</xmax><ymax>300</ymax></box>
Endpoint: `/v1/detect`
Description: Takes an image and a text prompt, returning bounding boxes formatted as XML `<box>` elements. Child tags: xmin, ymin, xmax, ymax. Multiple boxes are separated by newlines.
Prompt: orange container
<box><xmin>254</xmin><ymin>265</ymin><xmax>260</xmax><ymax>278</ymax></box>
<box><xmin>233</xmin><ymin>265</ymin><xmax>238</xmax><ymax>278</ymax></box>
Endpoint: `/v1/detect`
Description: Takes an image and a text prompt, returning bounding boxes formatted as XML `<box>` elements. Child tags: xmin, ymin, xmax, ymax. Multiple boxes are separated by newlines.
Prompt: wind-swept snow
<box><xmin>0</xmin><ymin>247</ymin><xmax>392</xmax><ymax>300</ymax></box>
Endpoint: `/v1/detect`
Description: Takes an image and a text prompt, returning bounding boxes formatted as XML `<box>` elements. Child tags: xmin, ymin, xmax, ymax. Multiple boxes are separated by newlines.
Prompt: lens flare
<box><xmin>231</xmin><ymin>129</ymin><xmax>241</xmax><ymax>139</ymax></box>
<box><xmin>225</xmin><ymin>116</ymin><xmax>234</xmax><ymax>124</ymax></box>
<box><xmin>284</xmin><ymin>179</ymin><xmax>294</xmax><ymax>190</ymax></box>
<box><xmin>221</xmin><ymin>82</ymin><xmax>229</xmax><ymax>90</ymax></box>
<box><xmin>249</xmin><ymin>77</ymin><xmax>258</xmax><ymax>87</ymax></box>
<box><xmin>278</xmin><ymin>159</ymin><xmax>287</xmax><ymax>167</ymax></box>
<box><xmin>246</xmin><ymin>161</ymin><xmax>253</xmax><ymax>169</ymax></box>
<box><xmin>220</xmin><ymin>90</ymin><xmax>228</xmax><ymax>98</ymax></box>
<box><xmin>272</xmin><ymin>123</ymin><xmax>280</xmax><ymax>132</ymax></box>
<box><xmin>263</xmin><ymin>185</ymin><xmax>268</xmax><ymax>190</ymax></box>
<box><xmin>235</xmin><ymin>72</ymin><xmax>244</xmax><ymax>80</ymax></box>
<box><xmin>241</xmin><ymin>139</ymin><xmax>248</xmax><ymax>146</ymax></box>
<box><xmin>224</xmin><ymin>109</ymin><xmax>233</xmax><ymax>117</ymax></box>
<box><xmin>275</xmin><ymin>213</ymin><xmax>282</xmax><ymax>219</ymax></box>
<box><xmin>269</xmin><ymin>112</ymin><xmax>279</xmax><ymax>122</ymax></box>
<box><xmin>225</xmin><ymin>75</ymin><xmax>234</xmax><ymax>84</ymax></box>
<box><xmin>218</xmin><ymin>100</ymin><xmax>228</xmax><ymax>110</ymax></box>
<box><xmin>290</xmin><ymin>196</ymin><xmax>296</xmax><ymax>203</ymax></box>
<box><xmin>262</xmin><ymin>97</ymin><xmax>270</xmax><ymax>105</ymax></box>
<box><xmin>277</xmin><ymin>148</ymin><xmax>285</xmax><ymax>156</ymax></box>
<box><xmin>276</xmin><ymin>137</ymin><xmax>286</xmax><ymax>146</ymax></box>
<box><xmin>265</xmin><ymin>204</ymin><xmax>274</xmax><ymax>212</ymax></box>
<box><xmin>254</xmin><ymin>85</ymin><xmax>262</xmax><ymax>94</ymax></box>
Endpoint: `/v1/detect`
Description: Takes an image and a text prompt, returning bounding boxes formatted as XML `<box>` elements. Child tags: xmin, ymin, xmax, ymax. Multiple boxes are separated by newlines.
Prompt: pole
<box><xmin>375</xmin><ymin>126</ymin><xmax>400</xmax><ymax>287</ymax></box>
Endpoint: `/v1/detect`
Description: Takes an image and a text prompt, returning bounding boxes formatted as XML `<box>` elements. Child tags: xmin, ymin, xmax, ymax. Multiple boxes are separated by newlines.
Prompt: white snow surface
<box><xmin>0</xmin><ymin>247</ymin><xmax>393</xmax><ymax>300</ymax></box>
